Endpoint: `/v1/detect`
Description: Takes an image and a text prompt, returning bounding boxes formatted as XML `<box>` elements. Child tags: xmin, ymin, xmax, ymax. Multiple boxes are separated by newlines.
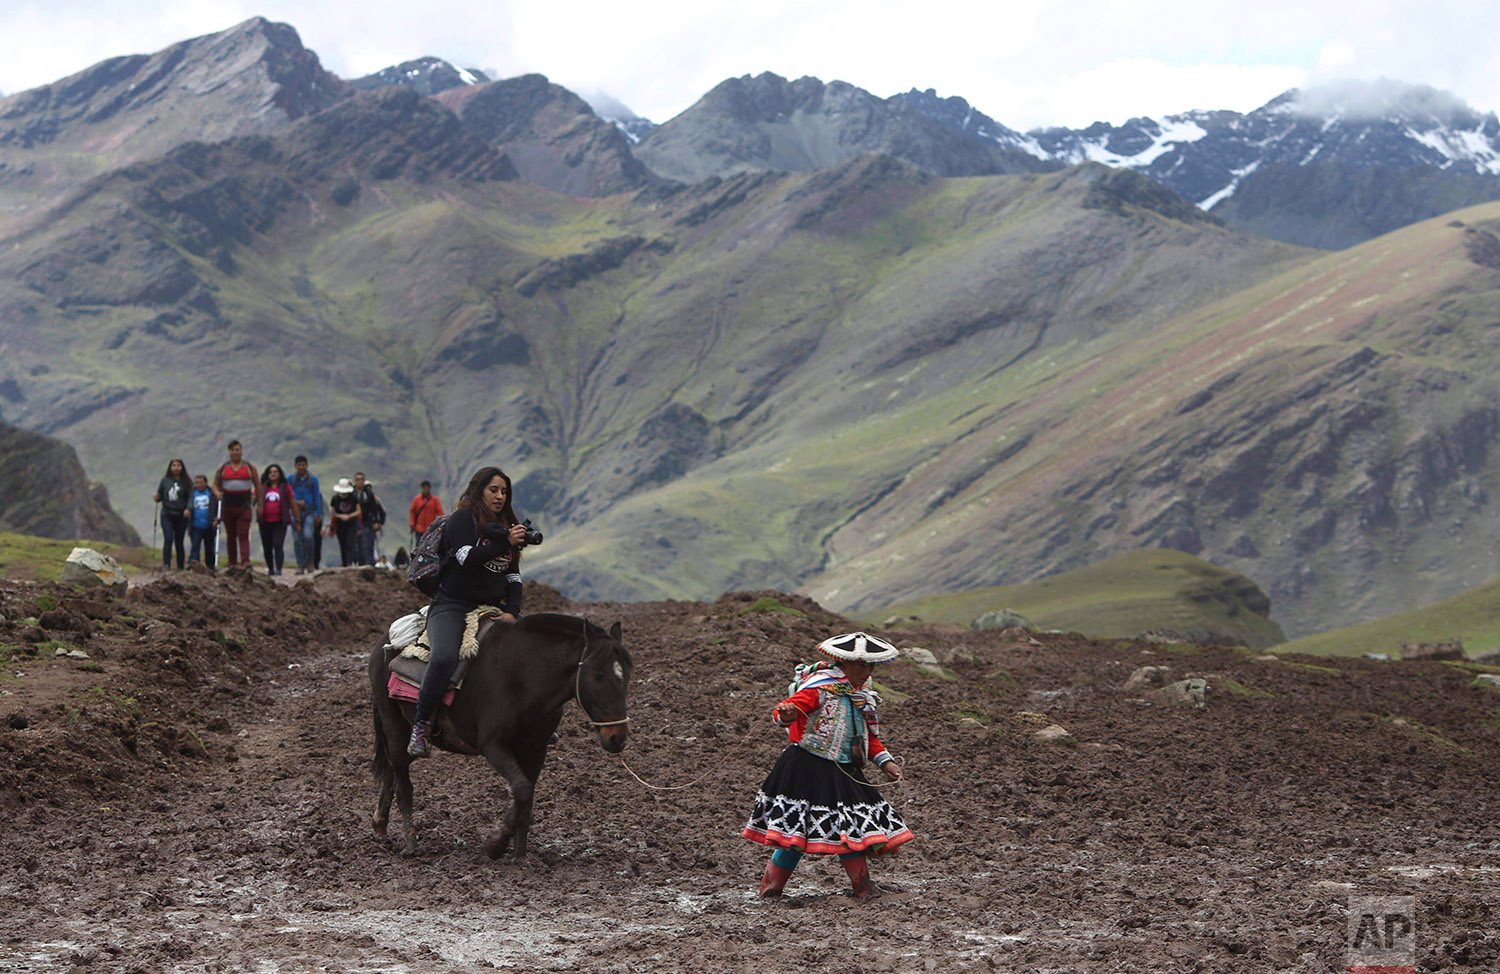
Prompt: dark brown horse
<box><xmin>368</xmin><ymin>613</ymin><xmax>631</xmax><ymax>859</ymax></box>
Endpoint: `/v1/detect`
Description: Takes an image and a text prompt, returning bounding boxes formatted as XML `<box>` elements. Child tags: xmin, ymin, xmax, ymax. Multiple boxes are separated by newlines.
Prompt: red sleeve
<box><xmin>410</xmin><ymin>496</ymin><xmax>422</xmax><ymax>523</ymax></box>
<box><xmin>866</xmin><ymin>729</ymin><xmax>888</xmax><ymax>762</ymax></box>
<box><xmin>771</xmin><ymin>687</ymin><xmax>821</xmax><ymax>741</ymax></box>
<box><xmin>434</xmin><ymin>498</ymin><xmax>444</xmax><ymax>516</ymax></box>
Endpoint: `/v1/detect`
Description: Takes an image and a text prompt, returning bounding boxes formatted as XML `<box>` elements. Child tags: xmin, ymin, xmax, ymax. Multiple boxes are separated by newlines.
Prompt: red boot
<box><xmin>843</xmin><ymin>855</ymin><xmax>877</xmax><ymax>901</ymax></box>
<box><xmin>759</xmin><ymin>860</ymin><xmax>793</xmax><ymax>898</ymax></box>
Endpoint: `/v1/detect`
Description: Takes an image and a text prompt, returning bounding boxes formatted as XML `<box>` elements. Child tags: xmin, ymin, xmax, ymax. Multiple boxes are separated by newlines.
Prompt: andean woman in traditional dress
<box><xmin>743</xmin><ymin>631</ymin><xmax>915</xmax><ymax>900</ymax></box>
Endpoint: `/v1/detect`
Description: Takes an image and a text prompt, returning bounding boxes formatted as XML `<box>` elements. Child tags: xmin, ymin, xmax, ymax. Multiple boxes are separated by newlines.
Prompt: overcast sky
<box><xmin>4</xmin><ymin>0</ymin><xmax>1499</xmax><ymax>129</ymax></box>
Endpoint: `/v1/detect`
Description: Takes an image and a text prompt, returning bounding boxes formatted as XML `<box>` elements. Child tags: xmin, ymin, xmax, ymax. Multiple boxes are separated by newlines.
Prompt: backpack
<box><xmin>407</xmin><ymin>515</ymin><xmax>450</xmax><ymax>596</ymax></box>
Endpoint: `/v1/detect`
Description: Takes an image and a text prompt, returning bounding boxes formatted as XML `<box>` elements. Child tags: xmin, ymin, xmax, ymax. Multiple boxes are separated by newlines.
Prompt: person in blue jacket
<box><xmin>187</xmin><ymin>474</ymin><xmax>219</xmax><ymax>569</ymax></box>
<box><xmin>289</xmin><ymin>455</ymin><xmax>323</xmax><ymax>574</ymax></box>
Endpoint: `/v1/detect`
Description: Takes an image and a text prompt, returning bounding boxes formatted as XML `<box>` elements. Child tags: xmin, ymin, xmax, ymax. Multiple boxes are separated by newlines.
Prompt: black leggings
<box><xmin>414</xmin><ymin>597</ymin><xmax>469</xmax><ymax>724</ymax></box>
<box><xmin>336</xmin><ymin>521</ymin><xmax>360</xmax><ymax>567</ymax></box>
<box><xmin>259</xmin><ymin>521</ymin><xmax>288</xmax><ymax>573</ymax></box>
<box><xmin>160</xmin><ymin>512</ymin><xmax>188</xmax><ymax>568</ymax></box>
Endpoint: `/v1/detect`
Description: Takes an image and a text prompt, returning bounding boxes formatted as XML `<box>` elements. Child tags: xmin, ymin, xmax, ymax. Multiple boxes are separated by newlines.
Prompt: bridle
<box><xmin>575</xmin><ymin>618</ymin><xmax>630</xmax><ymax>729</ymax></box>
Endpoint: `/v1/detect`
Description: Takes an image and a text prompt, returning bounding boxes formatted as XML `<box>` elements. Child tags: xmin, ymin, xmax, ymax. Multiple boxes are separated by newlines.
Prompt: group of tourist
<box><xmin>152</xmin><ymin>440</ymin><xmax>440</xmax><ymax>575</ymax></box>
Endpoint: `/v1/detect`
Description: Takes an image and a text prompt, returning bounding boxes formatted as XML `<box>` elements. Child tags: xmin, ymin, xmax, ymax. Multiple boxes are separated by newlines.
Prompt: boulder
<box><xmin>1034</xmin><ymin>724</ymin><xmax>1072</xmax><ymax>742</ymax></box>
<box><xmin>1399</xmin><ymin>640</ymin><xmax>1464</xmax><ymax>661</ymax></box>
<box><xmin>1147</xmin><ymin>678</ymin><xmax>1207</xmax><ymax>708</ymax></box>
<box><xmin>881</xmin><ymin>614</ymin><xmax>921</xmax><ymax>627</ymax></box>
<box><xmin>58</xmin><ymin>548</ymin><xmax>128</xmax><ymax>594</ymax></box>
<box><xmin>972</xmin><ymin>609</ymin><xmax>1030</xmax><ymax>632</ymax></box>
<box><xmin>901</xmin><ymin>646</ymin><xmax>947</xmax><ymax>677</ymax></box>
<box><xmin>1475</xmin><ymin>674</ymin><xmax>1500</xmax><ymax>688</ymax></box>
<box><xmin>1121</xmin><ymin>665</ymin><xmax>1172</xmax><ymax>694</ymax></box>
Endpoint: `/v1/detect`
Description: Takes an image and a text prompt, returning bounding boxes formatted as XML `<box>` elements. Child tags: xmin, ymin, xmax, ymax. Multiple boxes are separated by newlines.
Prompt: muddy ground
<box><xmin>0</xmin><ymin>569</ymin><xmax>1497</xmax><ymax>972</ymax></box>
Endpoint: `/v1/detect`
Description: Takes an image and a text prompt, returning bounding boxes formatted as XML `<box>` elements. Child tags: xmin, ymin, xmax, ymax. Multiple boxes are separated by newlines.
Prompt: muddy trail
<box><xmin>1</xmin><ymin>570</ymin><xmax>1498</xmax><ymax>972</ymax></box>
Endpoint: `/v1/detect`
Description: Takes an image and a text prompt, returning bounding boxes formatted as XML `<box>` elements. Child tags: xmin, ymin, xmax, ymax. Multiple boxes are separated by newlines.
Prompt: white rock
<box><xmin>1035</xmin><ymin>724</ymin><xmax>1072</xmax><ymax>741</ymax></box>
<box><xmin>1121</xmin><ymin>665</ymin><xmax>1172</xmax><ymax>694</ymax></box>
<box><xmin>1147</xmin><ymin>678</ymin><xmax>1208</xmax><ymax>708</ymax></box>
<box><xmin>1476</xmin><ymin>674</ymin><xmax>1500</xmax><ymax>687</ymax></box>
<box><xmin>65</xmin><ymin>649</ymin><xmax>90</xmax><ymax>660</ymax></box>
<box><xmin>902</xmin><ymin>647</ymin><xmax>939</xmax><ymax>665</ymax></box>
<box><xmin>59</xmin><ymin>548</ymin><xmax>128</xmax><ymax>593</ymax></box>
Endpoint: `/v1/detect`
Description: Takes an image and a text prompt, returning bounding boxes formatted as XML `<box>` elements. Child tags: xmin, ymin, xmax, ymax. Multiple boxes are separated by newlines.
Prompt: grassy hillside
<box><xmin>0</xmin><ymin>532</ymin><xmax>149</xmax><ymax>582</ymax></box>
<box><xmin>859</xmin><ymin>549</ymin><xmax>1286</xmax><ymax>649</ymax></box>
<box><xmin>1278</xmin><ymin>579</ymin><xmax>1500</xmax><ymax>659</ymax></box>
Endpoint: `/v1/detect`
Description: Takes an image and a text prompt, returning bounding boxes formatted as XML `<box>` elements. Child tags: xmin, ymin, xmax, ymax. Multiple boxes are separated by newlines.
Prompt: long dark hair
<box><xmin>262</xmin><ymin>463</ymin><xmax>286</xmax><ymax>485</ymax></box>
<box><xmin>164</xmin><ymin>458</ymin><xmax>190</xmax><ymax>483</ymax></box>
<box><xmin>457</xmin><ymin>466</ymin><xmax>516</xmax><ymax>529</ymax></box>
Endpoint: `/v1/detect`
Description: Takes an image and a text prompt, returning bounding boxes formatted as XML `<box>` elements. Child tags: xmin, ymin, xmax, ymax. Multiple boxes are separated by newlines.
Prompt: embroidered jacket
<box><xmin>773</xmin><ymin>665</ymin><xmax>894</xmax><ymax>767</ymax></box>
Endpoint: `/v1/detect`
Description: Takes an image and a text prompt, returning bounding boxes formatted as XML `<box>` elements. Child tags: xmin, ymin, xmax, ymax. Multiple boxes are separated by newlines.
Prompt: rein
<box><xmin>575</xmin><ymin>617</ymin><xmax>629</xmax><ymax>728</ymax></box>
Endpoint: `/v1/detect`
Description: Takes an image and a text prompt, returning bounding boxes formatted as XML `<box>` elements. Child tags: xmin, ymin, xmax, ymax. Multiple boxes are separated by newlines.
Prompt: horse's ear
<box><xmin>609</xmin><ymin>621</ymin><xmax>622</xmax><ymax>642</ymax></box>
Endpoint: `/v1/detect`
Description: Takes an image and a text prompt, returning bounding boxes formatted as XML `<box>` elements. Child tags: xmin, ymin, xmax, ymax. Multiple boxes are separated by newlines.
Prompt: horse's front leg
<box><xmin>479</xmin><ymin>741</ymin><xmax>532</xmax><ymax>861</ymax></box>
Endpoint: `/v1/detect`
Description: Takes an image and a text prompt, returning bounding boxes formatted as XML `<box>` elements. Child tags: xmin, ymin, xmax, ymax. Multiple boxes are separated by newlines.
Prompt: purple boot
<box><xmin>407</xmin><ymin>720</ymin><xmax>430</xmax><ymax>758</ymax></box>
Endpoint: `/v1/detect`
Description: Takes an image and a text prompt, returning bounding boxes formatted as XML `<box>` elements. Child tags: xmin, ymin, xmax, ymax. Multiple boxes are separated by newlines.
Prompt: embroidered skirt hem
<box><xmin>742</xmin><ymin>745</ymin><xmax>914</xmax><ymax>856</ymax></box>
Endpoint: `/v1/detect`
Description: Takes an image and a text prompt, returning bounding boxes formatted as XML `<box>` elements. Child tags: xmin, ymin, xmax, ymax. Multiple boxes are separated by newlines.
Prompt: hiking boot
<box><xmin>407</xmin><ymin>720</ymin><xmax>430</xmax><ymax>758</ymax></box>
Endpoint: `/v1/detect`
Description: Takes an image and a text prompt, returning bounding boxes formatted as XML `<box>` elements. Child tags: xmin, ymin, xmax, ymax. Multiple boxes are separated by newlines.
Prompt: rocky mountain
<box><xmin>435</xmin><ymin>74</ymin><xmax>653</xmax><ymax>196</ymax></box>
<box><xmin>908</xmin><ymin>80</ymin><xmax>1500</xmax><ymax>249</ymax></box>
<box><xmin>634</xmin><ymin>72</ymin><xmax>1053</xmax><ymax>184</ymax></box>
<box><xmin>350</xmin><ymin>57</ymin><xmax>489</xmax><ymax>97</ymax></box>
<box><xmin>0</xmin><ymin>422</ymin><xmax>139</xmax><ymax>544</ymax></box>
<box><xmin>0</xmin><ymin>17</ymin><xmax>345</xmax><ymax>213</ymax></box>
<box><xmin>583</xmin><ymin>92</ymin><xmax>658</xmax><ymax>145</ymax></box>
<box><xmin>11</xmin><ymin>22</ymin><xmax>1500</xmax><ymax>638</ymax></box>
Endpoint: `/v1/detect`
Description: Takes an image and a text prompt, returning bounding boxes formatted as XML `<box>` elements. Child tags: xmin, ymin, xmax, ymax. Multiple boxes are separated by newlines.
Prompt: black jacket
<box><xmin>435</xmin><ymin>509</ymin><xmax>522</xmax><ymax>614</ymax></box>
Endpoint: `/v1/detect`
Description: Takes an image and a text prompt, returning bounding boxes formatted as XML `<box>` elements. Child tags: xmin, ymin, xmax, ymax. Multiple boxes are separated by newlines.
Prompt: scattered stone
<box><xmin>1012</xmin><ymin>710</ymin><xmax>1053</xmax><ymax>727</ymax></box>
<box><xmin>1475</xmin><ymin>674</ymin><xmax>1500</xmax><ymax>688</ymax></box>
<box><xmin>59</xmin><ymin>548</ymin><xmax>128</xmax><ymax>594</ymax></box>
<box><xmin>900</xmin><ymin>646</ymin><xmax>948</xmax><ymax>678</ymax></box>
<box><xmin>1147</xmin><ymin>678</ymin><xmax>1208</xmax><ymax>708</ymax></box>
<box><xmin>881</xmin><ymin>614</ymin><xmax>921</xmax><ymax>628</ymax></box>
<box><xmin>1139</xmin><ymin>629</ymin><xmax>1191</xmax><ymax>644</ymax></box>
<box><xmin>1034</xmin><ymin>724</ymin><xmax>1072</xmax><ymax>742</ymax></box>
<box><xmin>1399</xmin><ymin>639</ymin><xmax>1464</xmax><ymax>661</ymax></box>
<box><xmin>972</xmin><ymin>609</ymin><xmax>1030</xmax><ymax>632</ymax></box>
<box><xmin>1255</xmin><ymin>654</ymin><xmax>1279</xmax><ymax>662</ymax></box>
<box><xmin>1121</xmin><ymin>665</ymin><xmax>1172</xmax><ymax>694</ymax></box>
<box><xmin>66</xmin><ymin>649</ymin><xmax>91</xmax><ymax>660</ymax></box>
<box><xmin>5</xmin><ymin>713</ymin><xmax>27</xmax><ymax>730</ymax></box>
<box><xmin>1080</xmin><ymin>742</ymin><xmax>1123</xmax><ymax>753</ymax></box>
<box><xmin>957</xmin><ymin>717</ymin><xmax>987</xmax><ymax>733</ymax></box>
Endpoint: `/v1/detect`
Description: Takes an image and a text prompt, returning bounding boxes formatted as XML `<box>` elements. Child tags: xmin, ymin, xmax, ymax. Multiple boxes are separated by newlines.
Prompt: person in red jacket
<box><xmin>213</xmin><ymin>440</ymin><xmax>259</xmax><ymax>568</ymax></box>
<box><xmin>408</xmin><ymin>480</ymin><xmax>444</xmax><ymax>549</ymax></box>
<box><xmin>743</xmin><ymin>632</ymin><xmax>913</xmax><ymax>901</ymax></box>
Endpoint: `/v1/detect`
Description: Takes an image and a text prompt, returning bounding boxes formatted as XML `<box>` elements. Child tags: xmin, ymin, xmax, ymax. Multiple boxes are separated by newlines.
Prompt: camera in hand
<box><xmin>520</xmin><ymin>518</ymin><xmax>543</xmax><ymax>547</ymax></box>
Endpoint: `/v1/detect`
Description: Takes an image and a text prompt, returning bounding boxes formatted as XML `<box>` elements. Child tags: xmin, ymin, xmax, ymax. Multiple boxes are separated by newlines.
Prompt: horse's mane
<box><xmin>515</xmin><ymin>613</ymin><xmax>619</xmax><ymax>651</ymax></box>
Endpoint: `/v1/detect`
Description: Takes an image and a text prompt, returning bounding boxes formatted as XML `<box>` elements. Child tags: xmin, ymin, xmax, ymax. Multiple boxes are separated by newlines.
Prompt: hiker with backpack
<box><xmin>213</xmin><ymin>440</ymin><xmax>259</xmax><ymax>568</ymax></box>
<box><xmin>188</xmin><ymin>474</ymin><xmax>218</xmax><ymax>569</ymax></box>
<box><xmin>288</xmin><ymin>455</ymin><xmax>323</xmax><ymax>574</ymax></box>
<box><xmin>405</xmin><ymin>466</ymin><xmax>528</xmax><ymax>758</ymax></box>
<box><xmin>154</xmin><ymin>458</ymin><xmax>192</xmax><ymax>571</ymax></box>
<box><xmin>257</xmin><ymin>463</ymin><xmax>301</xmax><ymax>577</ymax></box>
<box><xmin>409</xmin><ymin>480</ymin><xmax>444</xmax><ymax>551</ymax></box>
<box><xmin>327</xmin><ymin>478</ymin><xmax>362</xmax><ymax>567</ymax></box>
<box><xmin>352</xmin><ymin>472</ymin><xmax>386</xmax><ymax>566</ymax></box>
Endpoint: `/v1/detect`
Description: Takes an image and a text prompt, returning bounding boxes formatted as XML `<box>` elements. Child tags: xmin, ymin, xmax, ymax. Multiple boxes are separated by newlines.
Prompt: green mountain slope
<box><xmin>1277</xmin><ymin>579</ymin><xmax>1500</xmax><ymax>658</ymax></box>
<box><xmin>859</xmin><ymin>549</ymin><xmax>1285</xmax><ymax>649</ymax></box>
<box><xmin>798</xmin><ymin>203</ymin><xmax>1500</xmax><ymax>636</ymax></box>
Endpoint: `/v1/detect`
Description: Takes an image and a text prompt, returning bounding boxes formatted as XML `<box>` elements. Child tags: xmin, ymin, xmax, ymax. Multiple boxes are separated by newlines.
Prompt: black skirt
<box><xmin>742</xmin><ymin>745</ymin><xmax>914</xmax><ymax>855</ymax></box>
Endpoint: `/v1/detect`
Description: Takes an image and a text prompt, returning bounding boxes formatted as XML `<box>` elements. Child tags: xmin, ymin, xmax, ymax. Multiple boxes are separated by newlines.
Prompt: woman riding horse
<box><xmin>407</xmin><ymin>466</ymin><xmax>527</xmax><ymax>758</ymax></box>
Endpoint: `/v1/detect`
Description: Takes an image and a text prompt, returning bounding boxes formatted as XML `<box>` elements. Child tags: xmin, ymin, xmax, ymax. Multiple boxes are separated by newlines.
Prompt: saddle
<box><xmin>384</xmin><ymin>610</ymin><xmax>506</xmax><ymax>707</ymax></box>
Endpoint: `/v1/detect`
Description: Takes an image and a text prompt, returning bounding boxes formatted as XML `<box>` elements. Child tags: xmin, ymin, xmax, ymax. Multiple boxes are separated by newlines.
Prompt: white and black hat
<box><xmin>815</xmin><ymin>631</ymin><xmax>900</xmax><ymax>664</ymax></box>
<box><xmin>333</xmin><ymin>477</ymin><xmax>355</xmax><ymax>495</ymax></box>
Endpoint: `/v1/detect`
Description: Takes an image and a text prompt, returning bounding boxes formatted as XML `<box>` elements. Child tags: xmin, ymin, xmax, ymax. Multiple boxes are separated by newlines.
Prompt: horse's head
<box><xmin>578</xmin><ymin>621</ymin><xmax>631</xmax><ymax>753</ymax></box>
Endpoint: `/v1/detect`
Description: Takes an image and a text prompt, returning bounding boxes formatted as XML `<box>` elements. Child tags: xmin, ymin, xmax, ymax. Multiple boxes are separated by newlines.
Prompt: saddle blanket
<box><xmin>385</xmin><ymin>653</ymin><xmax>474</xmax><ymax>706</ymax></box>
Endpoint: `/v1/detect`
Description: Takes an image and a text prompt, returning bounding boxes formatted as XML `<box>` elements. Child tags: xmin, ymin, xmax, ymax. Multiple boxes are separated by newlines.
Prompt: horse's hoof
<box><xmin>400</xmin><ymin>840</ymin><xmax>419</xmax><ymax>858</ymax></box>
<box><xmin>372</xmin><ymin>819</ymin><xmax>388</xmax><ymax>837</ymax></box>
<box><xmin>485</xmin><ymin>835</ymin><xmax>512</xmax><ymax>860</ymax></box>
